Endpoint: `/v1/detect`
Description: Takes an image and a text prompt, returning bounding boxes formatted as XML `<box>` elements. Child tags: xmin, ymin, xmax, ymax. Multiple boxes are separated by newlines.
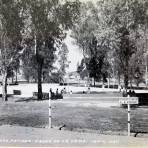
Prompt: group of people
<box><xmin>49</xmin><ymin>87</ymin><xmax>91</xmax><ymax>98</ymax></box>
<box><xmin>49</xmin><ymin>88</ymin><xmax>64</xmax><ymax>99</ymax></box>
<box><xmin>122</xmin><ymin>88</ymin><xmax>136</xmax><ymax>97</ymax></box>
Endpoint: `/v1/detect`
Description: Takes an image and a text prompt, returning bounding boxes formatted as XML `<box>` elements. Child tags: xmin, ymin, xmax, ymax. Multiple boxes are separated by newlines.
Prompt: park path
<box><xmin>0</xmin><ymin>125</ymin><xmax>147</xmax><ymax>147</ymax></box>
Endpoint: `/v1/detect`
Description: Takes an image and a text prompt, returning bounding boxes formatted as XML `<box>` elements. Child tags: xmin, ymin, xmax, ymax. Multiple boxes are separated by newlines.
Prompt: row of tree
<box><xmin>1</xmin><ymin>0</ymin><xmax>148</xmax><ymax>101</ymax></box>
<box><xmin>73</xmin><ymin>0</ymin><xmax>148</xmax><ymax>89</ymax></box>
<box><xmin>0</xmin><ymin>0</ymin><xmax>80</xmax><ymax>101</ymax></box>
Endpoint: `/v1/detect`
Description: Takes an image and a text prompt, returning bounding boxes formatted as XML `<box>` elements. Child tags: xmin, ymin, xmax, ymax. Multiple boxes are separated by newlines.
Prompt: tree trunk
<box><xmin>93</xmin><ymin>77</ymin><xmax>95</xmax><ymax>87</ymax></box>
<box><xmin>124</xmin><ymin>72</ymin><xmax>128</xmax><ymax>90</ymax></box>
<box><xmin>130</xmin><ymin>79</ymin><xmax>133</xmax><ymax>89</ymax></box>
<box><xmin>108</xmin><ymin>77</ymin><xmax>110</xmax><ymax>88</ymax></box>
<box><xmin>15</xmin><ymin>68</ymin><xmax>18</xmax><ymax>83</ymax></box>
<box><xmin>124</xmin><ymin>56</ymin><xmax>129</xmax><ymax>90</ymax></box>
<box><xmin>35</xmin><ymin>35</ymin><xmax>43</xmax><ymax>100</ymax></box>
<box><xmin>2</xmin><ymin>71</ymin><xmax>8</xmax><ymax>101</ymax></box>
<box><xmin>118</xmin><ymin>74</ymin><xmax>121</xmax><ymax>86</ymax></box>
<box><xmin>37</xmin><ymin>61</ymin><xmax>43</xmax><ymax>100</ymax></box>
<box><xmin>12</xmin><ymin>76</ymin><xmax>14</xmax><ymax>84</ymax></box>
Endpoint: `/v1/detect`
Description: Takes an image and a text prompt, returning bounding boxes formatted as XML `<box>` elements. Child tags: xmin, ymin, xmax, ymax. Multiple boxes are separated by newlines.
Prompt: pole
<box><xmin>146</xmin><ymin>55</ymin><xmax>147</xmax><ymax>86</ymax></box>
<box><xmin>127</xmin><ymin>95</ymin><xmax>130</xmax><ymax>136</ymax></box>
<box><xmin>48</xmin><ymin>92</ymin><xmax>51</xmax><ymax>128</ymax></box>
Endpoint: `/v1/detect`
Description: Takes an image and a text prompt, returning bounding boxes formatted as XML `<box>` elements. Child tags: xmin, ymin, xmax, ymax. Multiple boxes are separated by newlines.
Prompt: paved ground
<box><xmin>0</xmin><ymin>125</ymin><xmax>147</xmax><ymax>147</ymax></box>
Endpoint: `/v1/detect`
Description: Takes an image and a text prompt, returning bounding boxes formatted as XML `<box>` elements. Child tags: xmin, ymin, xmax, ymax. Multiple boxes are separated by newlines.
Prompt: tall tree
<box><xmin>24</xmin><ymin>0</ymin><xmax>80</xmax><ymax>100</ymax></box>
<box><xmin>0</xmin><ymin>0</ymin><xmax>26</xmax><ymax>101</ymax></box>
<box><xmin>99</xmin><ymin>0</ymin><xmax>148</xmax><ymax>89</ymax></box>
<box><xmin>77</xmin><ymin>58</ymin><xmax>89</xmax><ymax>80</ymax></box>
<box><xmin>72</xmin><ymin>1</ymin><xmax>111</xmax><ymax>86</ymax></box>
<box><xmin>58</xmin><ymin>43</ymin><xmax>69</xmax><ymax>83</ymax></box>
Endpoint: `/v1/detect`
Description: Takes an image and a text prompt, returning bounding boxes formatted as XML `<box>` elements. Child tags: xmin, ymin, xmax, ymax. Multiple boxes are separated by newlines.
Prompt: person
<box><xmin>56</xmin><ymin>88</ymin><xmax>59</xmax><ymax>95</ymax></box>
<box><xmin>122</xmin><ymin>87</ymin><xmax>127</xmax><ymax>97</ymax></box>
<box><xmin>70</xmin><ymin>90</ymin><xmax>73</xmax><ymax>94</ymax></box>
<box><xmin>50</xmin><ymin>88</ymin><xmax>52</xmax><ymax>94</ymax></box>
<box><xmin>63</xmin><ymin>87</ymin><xmax>66</xmax><ymax>94</ymax></box>
<box><xmin>61</xmin><ymin>89</ymin><xmax>64</xmax><ymax>94</ymax></box>
<box><xmin>131</xmin><ymin>89</ymin><xmax>136</xmax><ymax>96</ymax></box>
<box><xmin>49</xmin><ymin>88</ymin><xmax>54</xmax><ymax>99</ymax></box>
<box><xmin>87</xmin><ymin>87</ymin><xmax>90</xmax><ymax>94</ymax></box>
<box><xmin>128</xmin><ymin>89</ymin><xmax>132</xmax><ymax>96</ymax></box>
<box><xmin>119</xmin><ymin>85</ymin><xmax>122</xmax><ymax>92</ymax></box>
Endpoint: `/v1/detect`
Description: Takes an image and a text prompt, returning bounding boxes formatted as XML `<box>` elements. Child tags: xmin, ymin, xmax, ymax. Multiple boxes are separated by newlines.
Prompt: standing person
<box><xmin>119</xmin><ymin>85</ymin><xmax>122</xmax><ymax>92</ymax></box>
<box><xmin>63</xmin><ymin>87</ymin><xmax>66</xmax><ymax>94</ymax></box>
<box><xmin>49</xmin><ymin>88</ymin><xmax>53</xmax><ymax>99</ymax></box>
<box><xmin>56</xmin><ymin>88</ymin><xmax>59</xmax><ymax>95</ymax></box>
<box><xmin>131</xmin><ymin>89</ymin><xmax>136</xmax><ymax>97</ymax></box>
<box><xmin>87</xmin><ymin>87</ymin><xmax>91</xmax><ymax>94</ymax></box>
<box><xmin>122</xmin><ymin>87</ymin><xmax>127</xmax><ymax>97</ymax></box>
<box><xmin>128</xmin><ymin>89</ymin><xmax>132</xmax><ymax>97</ymax></box>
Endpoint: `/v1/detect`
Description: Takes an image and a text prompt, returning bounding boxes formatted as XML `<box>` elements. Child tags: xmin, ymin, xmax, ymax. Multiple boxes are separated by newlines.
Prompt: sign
<box><xmin>119</xmin><ymin>97</ymin><xmax>138</xmax><ymax>105</ymax></box>
<box><xmin>119</xmin><ymin>95</ymin><xmax>138</xmax><ymax>136</ymax></box>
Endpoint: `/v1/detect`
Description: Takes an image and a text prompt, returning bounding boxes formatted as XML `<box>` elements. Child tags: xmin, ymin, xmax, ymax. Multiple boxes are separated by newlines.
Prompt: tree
<box><xmin>24</xmin><ymin>0</ymin><xmax>80</xmax><ymax>100</ymax></box>
<box><xmin>87</xmin><ymin>36</ymin><xmax>110</xmax><ymax>86</ymax></box>
<box><xmin>77</xmin><ymin>58</ymin><xmax>89</xmax><ymax>80</ymax></box>
<box><xmin>72</xmin><ymin>1</ymin><xmax>111</xmax><ymax>86</ymax></box>
<box><xmin>58</xmin><ymin>43</ymin><xmax>69</xmax><ymax>83</ymax></box>
<box><xmin>99</xmin><ymin>0</ymin><xmax>148</xmax><ymax>89</ymax></box>
<box><xmin>0</xmin><ymin>0</ymin><xmax>26</xmax><ymax>101</ymax></box>
<box><xmin>129</xmin><ymin>46</ymin><xmax>145</xmax><ymax>87</ymax></box>
<box><xmin>22</xmin><ymin>50</ymin><xmax>38</xmax><ymax>82</ymax></box>
<box><xmin>12</xmin><ymin>58</ymin><xmax>20</xmax><ymax>83</ymax></box>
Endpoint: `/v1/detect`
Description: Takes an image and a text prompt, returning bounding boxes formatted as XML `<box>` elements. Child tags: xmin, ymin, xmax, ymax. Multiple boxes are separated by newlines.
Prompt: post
<box><xmin>48</xmin><ymin>92</ymin><xmax>51</xmax><ymax>128</ymax></box>
<box><xmin>127</xmin><ymin>95</ymin><xmax>130</xmax><ymax>136</ymax></box>
<box><xmin>145</xmin><ymin>55</ymin><xmax>147</xmax><ymax>86</ymax></box>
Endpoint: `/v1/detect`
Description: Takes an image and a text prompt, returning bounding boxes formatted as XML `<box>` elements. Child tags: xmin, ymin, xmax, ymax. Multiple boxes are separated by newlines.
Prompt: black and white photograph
<box><xmin>0</xmin><ymin>0</ymin><xmax>148</xmax><ymax>147</ymax></box>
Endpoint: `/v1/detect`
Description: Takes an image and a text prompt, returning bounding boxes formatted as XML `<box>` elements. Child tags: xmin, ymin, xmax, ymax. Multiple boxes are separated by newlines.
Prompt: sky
<box><xmin>64</xmin><ymin>33</ymin><xmax>83</xmax><ymax>72</ymax></box>
<box><xmin>57</xmin><ymin>0</ymin><xmax>97</xmax><ymax>72</ymax></box>
<box><xmin>64</xmin><ymin>0</ymin><xmax>98</xmax><ymax>72</ymax></box>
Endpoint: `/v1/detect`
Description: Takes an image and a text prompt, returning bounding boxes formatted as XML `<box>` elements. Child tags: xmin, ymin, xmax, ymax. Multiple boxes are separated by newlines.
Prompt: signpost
<box><xmin>119</xmin><ymin>95</ymin><xmax>139</xmax><ymax>136</ymax></box>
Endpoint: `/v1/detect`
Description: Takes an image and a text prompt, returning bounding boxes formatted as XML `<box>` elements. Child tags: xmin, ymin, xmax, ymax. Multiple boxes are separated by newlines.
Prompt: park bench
<box><xmin>33</xmin><ymin>92</ymin><xmax>63</xmax><ymax>100</ymax></box>
<box><xmin>33</xmin><ymin>92</ymin><xmax>49</xmax><ymax>100</ymax></box>
<box><xmin>13</xmin><ymin>90</ymin><xmax>21</xmax><ymax>95</ymax></box>
<box><xmin>122</xmin><ymin>90</ymin><xmax>148</xmax><ymax>106</ymax></box>
<box><xmin>134</xmin><ymin>93</ymin><xmax>148</xmax><ymax>105</ymax></box>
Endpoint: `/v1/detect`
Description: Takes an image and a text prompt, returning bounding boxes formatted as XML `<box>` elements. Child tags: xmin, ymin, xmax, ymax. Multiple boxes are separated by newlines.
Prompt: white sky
<box><xmin>64</xmin><ymin>0</ymin><xmax>97</xmax><ymax>72</ymax></box>
<box><xmin>64</xmin><ymin>33</ymin><xmax>83</xmax><ymax>72</ymax></box>
<box><xmin>57</xmin><ymin>0</ymin><xmax>97</xmax><ymax>72</ymax></box>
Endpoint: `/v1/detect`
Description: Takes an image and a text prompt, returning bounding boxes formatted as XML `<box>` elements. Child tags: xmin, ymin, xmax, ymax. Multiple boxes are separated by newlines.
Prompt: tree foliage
<box><xmin>72</xmin><ymin>1</ymin><xmax>111</xmax><ymax>86</ymax></box>
<box><xmin>22</xmin><ymin>0</ymin><xmax>80</xmax><ymax>100</ymax></box>
<box><xmin>0</xmin><ymin>0</ymin><xmax>26</xmax><ymax>101</ymax></box>
<box><xmin>73</xmin><ymin>0</ymin><xmax>148</xmax><ymax>88</ymax></box>
<box><xmin>58</xmin><ymin>43</ymin><xmax>69</xmax><ymax>83</ymax></box>
<box><xmin>0</xmin><ymin>0</ymin><xmax>80</xmax><ymax>101</ymax></box>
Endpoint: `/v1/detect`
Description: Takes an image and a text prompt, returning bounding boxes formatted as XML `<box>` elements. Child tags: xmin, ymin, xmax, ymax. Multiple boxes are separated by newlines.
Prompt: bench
<box><xmin>33</xmin><ymin>92</ymin><xmax>49</xmax><ymax>100</ymax></box>
<box><xmin>134</xmin><ymin>93</ymin><xmax>148</xmax><ymax>105</ymax></box>
<box><xmin>13</xmin><ymin>90</ymin><xmax>21</xmax><ymax>95</ymax></box>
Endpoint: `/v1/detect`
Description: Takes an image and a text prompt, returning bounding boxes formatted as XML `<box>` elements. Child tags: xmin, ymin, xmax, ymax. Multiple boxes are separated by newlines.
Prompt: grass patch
<box><xmin>0</xmin><ymin>100</ymin><xmax>148</xmax><ymax>135</ymax></box>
